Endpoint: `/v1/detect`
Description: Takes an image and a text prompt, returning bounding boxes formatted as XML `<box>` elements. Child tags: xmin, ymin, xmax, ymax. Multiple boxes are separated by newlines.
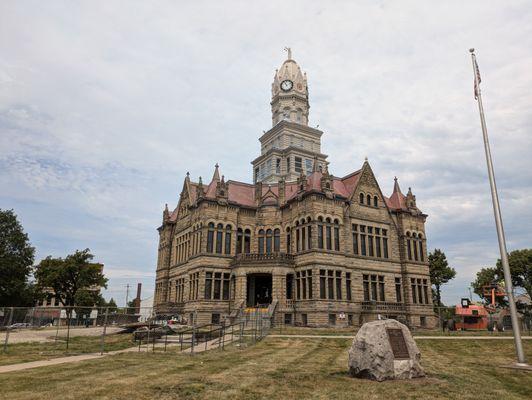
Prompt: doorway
<box><xmin>247</xmin><ymin>274</ymin><xmax>272</xmax><ymax>307</ymax></box>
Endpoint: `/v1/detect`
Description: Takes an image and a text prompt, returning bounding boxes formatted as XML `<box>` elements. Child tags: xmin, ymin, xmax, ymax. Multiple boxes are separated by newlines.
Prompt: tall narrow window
<box><xmin>317</xmin><ymin>218</ymin><xmax>324</xmax><ymax>249</ymax></box>
<box><xmin>360</xmin><ymin>225</ymin><xmax>367</xmax><ymax>256</ymax></box>
<box><xmin>375</xmin><ymin>235</ymin><xmax>381</xmax><ymax>258</ymax></box>
<box><xmin>222</xmin><ymin>273</ymin><xmax>230</xmax><ymax>300</ymax></box>
<box><xmin>266</xmin><ymin>229</ymin><xmax>273</xmax><ymax>254</ymax></box>
<box><xmin>407</xmin><ymin>233</ymin><xmax>412</xmax><ymax>260</ymax></box>
<box><xmin>378</xmin><ymin>276</ymin><xmax>385</xmax><ymax>301</ymax></box>
<box><xmin>413</xmin><ymin>233</ymin><xmax>419</xmax><ymax>261</ymax></box>
<box><xmin>352</xmin><ymin>224</ymin><xmax>358</xmax><ymax>255</ymax></box>
<box><xmin>383</xmin><ymin>229</ymin><xmax>389</xmax><ymax>258</ymax></box>
<box><xmin>423</xmin><ymin>279</ymin><xmax>429</xmax><ymax>304</ymax></box>
<box><xmin>346</xmin><ymin>272</ymin><xmax>352</xmax><ymax>301</ymax></box>
<box><xmin>236</xmin><ymin>228</ymin><xmax>243</xmax><ymax>254</ymax></box>
<box><xmin>307</xmin><ymin>270</ymin><xmax>313</xmax><ymax>299</ymax></box>
<box><xmin>296</xmin><ymin>272</ymin><xmax>301</xmax><ymax>300</ymax></box>
<box><xmin>296</xmin><ymin>226</ymin><xmax>300</xmax><ymax>252</ymax></box>
<box><xmin>286</xmin><ymin>228</ymin><xmax>291</xmax><ymax>253</ymax></box>
<box><xmin>213</xmin><ymin>272</ymin><xmax>221</xmax><ymax>299</ymax></box>
<box><xmin>320</xmin><ymin>269</ymin><xmax>326</xmax><ymax>299</ymax></box>
<box><xmin>373</xmin><ymin>196</ymin><xmax>378</xmax><ymax>207</ymax></box>
<box><xmin>367</xmin><ymin>194</ymin><xmax>371</xmax><ymax>205</ymax></box>
<box><xmin>411</xmin><ymin>278</ymin><xmax>417</xmax><ymax>304</ymax></box>
<box><xmin>205</xmin><ymin>272</ymin><xmax>212</xmax><ymax>300</ymax></box>
<box><xmin>368</xmin><ymin>227</ymin><xmax>374</xmax><ymax>257</ymax></box>
<box><xmin>301</xmin><ymin>225</ymin><xmax>306</xmax><ymax>251</ymax></box>
<box><xmin>274</xmin><ymin>228</ymin><xmax>280</xmax><ymax>252</ymax></box>
<box><xmin>327</xmin><ymin>270</ymin><xmax>334</xmax><ymax>300</ymax></box>
<box><xmin>370</xmin><ymin>275</ymin><xmax>378</xmax><ymax>301</ymax></box>
<box><xmin>258</xmin><ymin>229</ymin><xmax>265</xmax><ymax>254</ymax></box>
<box><xmin>417</xmin><ymin>278</ymin><xmax>423</xmax><ymax>304</ymax></box>
<box><xmin>307</xmin><ymin>225</ymin><xmax>312</xmax><ymax>249</ymax></box>
<box><xmin>363</xmin><ymin>275</ymin><xmax>370</xmax><ymax>301</ymax></box>
<box><xmin>419</xmin><ymin>234</ymin><xmax>424</xmax><ymax>261</ymax></box>
<box><xmin>326</xmin><ymin>218</ymin><xmax>332</xmax><ymax>250</ymax></box>
<box><xmin>395</xmin><ymin>277</ymin><xmax>402</xmax><ymax>302</ymax></box>
<box><xmin>359</xmin><ymin>193</ymin><xmax>364</xmax><ymax>204</ymax></box>
<box><xmin>224</xmin><ymin>225</ymin><xmax>231</xmax><ymax>255</ymax></box>
<box><xmin>244</xmin><ymin>229</ymin><xmax>251</xmax><ymax>253</ymax></box>
<box><xmin>216</xmin><ymin>224</ymin><xmax>223</xmax><ymax>254</ymax></box>
<box><xmin>286</xmin><ymin>274</ymin><xmax>293</xmax><ymax>299</ymax></box>
<box><xmin>335</xmin><ymin>271</ymin><xmax>342</xmax><ymax>300</ymax></box>
<box><xmin>207</xmin><ymin>223</ymin><xmax>214</xmax><ymax>253</ymax></box>
<box><xmin>301</xmin><ymin>270</ymin><xmax>307</xmax><ymax>299</ymax></box>
<box><xmin>334</xmin><ymin>219</ymin><xmax>340</xmax><ymax>251</ymax></box>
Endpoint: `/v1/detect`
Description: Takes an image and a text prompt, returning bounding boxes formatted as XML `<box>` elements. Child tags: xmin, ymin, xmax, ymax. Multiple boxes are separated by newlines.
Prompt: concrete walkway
<box><xmin>0</xmin><ymin>334</ymin><xmax>239</xmax><ymax>374</ymax></box>
<box><xmin>267</xmin><ymin>334</ymin><xmax>532</xmax><ymax>340</ymax></box>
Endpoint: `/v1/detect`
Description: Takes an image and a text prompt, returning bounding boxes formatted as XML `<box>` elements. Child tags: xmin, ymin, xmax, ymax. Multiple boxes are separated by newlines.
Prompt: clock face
<box><xmin>280</xmin><ymin>80</ymin><xmax>293</xmax><ymax>91</ymax></box>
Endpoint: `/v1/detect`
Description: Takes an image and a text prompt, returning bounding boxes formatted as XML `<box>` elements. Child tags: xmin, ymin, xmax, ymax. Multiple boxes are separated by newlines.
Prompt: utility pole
<box><xmin>125</xmin><ymin>284</ymin><xmax>130</xmax><ymax>307</ymax></box>
<box><xmin>469</xmin><ymin>48</ymin><xmax>527</xmax><ymax>366</ymax></box>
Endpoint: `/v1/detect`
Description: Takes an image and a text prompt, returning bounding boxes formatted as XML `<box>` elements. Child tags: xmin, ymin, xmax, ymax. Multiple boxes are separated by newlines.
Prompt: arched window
<box><xmin>418</xmin><ymin>233</ymin><xmax>424</xmax><ymax>261</ymax></box>
<box><xmin>325</xmin><ymin>218</ymin><xmax>332</xmax><ymax>250</ymax></box>
<box><xmin>406</xmin><ymin>232</ymin><xmax>412</xmax><ymax>260</ymax></box>
<box><xmin>236</xmin><ymin>228</ymin><xmax>243</xmax><ymax>254</ymax></box>
<box><xmin>207</xmin><ymin>223</ymin><xmax>215</xmax><ymax>253</ymax></box>
<box><xmin>274</xmin><ymin>228</ymin><xmax>280</xmax><ymax>252</ymax></box>
<box><xmin>295</xmin><ymin>221</ymin><xmax>300</xmax><ymax>252</ymax></box>
<box><xmin>307</xmin><ymin>222</ymin><xmax>312</xmax><ymax>250</ymax></box>
<box><xmin>258</xmin><ymin>229</ymin><xmax>265</xmax><ymax>254</ymax></box>
<box><xmin>333</xmin><ymin>219</ymin><xmax>340</xmax><ymax>251</ymax></box>
<box><xmin>413</xmin><ymin>233</ymin><xmax>419</xmax><ymax>261</ymax></box>
<box><xmin>317</xmin><ymin>216</ymin><xmax>324</xmax><ymax>249</ymax></box>
<box><xmin>366</xmin><ymin>194</ymin><xmax>371</xmax><ymax>205</ymax></box>
<box><xmin>301</xmin><ymin>222</ymin><xmax>306</xmax><ymax>251</ymax></box>
<box><xmin>359</xmin><ymin>193</ymin><xmax>364</xmax><ymax>204</ymax></box>
<box><xmin>373</xmin><ymin>196</ymin><xmax>378</xmax><ymax>207</ymax></box>
<box><xmin>225</xmin><ymin>225</ymin><xmax>232</xmax><ymax>255</ymax></box>
<box><xmin>286</xmin><ymin>227</ymin><xmax>291</xmax><ymax>254</ymax></box>
<box><xmin>216</xmin><ymin>223</ymin><xmax>223</xmax><ymax>254</ymax></box>
<box><xmin>266</xmin><ymin>229</ymin><xmax>273</xmax><ymax>254</ymax></box>
<box><xmin>244</xmin><ymin>229</ymin><xmax>251</xmax><ymax>253</ymax></box>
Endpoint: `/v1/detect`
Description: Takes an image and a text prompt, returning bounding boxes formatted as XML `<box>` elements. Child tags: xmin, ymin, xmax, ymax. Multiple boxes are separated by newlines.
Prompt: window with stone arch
<box><xmin>215</xmin><ymin>223</ymin><xmax>224</xmax><ymax>254</ymax></box>
<box><xmin>295</xmin><ymin>221</ymin><xmax>300</xmax><ymax>252</ymax></box>
<box><xmin>274</xmin><ymin>228</ymin><xmax>280</xmax><ymax>252</ymax></box>
<box><xmin>333</xmin><ymin>219</ymin><xmax>340</xmax><ymax>251</ymax></box>
<box><xmin>207</xmin><ymin>222</ymin><xmax>215</xmax><ymax>253</ymax></box>
<box><xmin>286</xmin><ymin>226</ymin><xmax>291</xmax><ymax>254</ymax></box>
<box><xmin>418</xmin><ymin>233</ymin><xmax>425</xmax><ymax>262</ymax></box>
<box><xmin>366</xmin><ymin>194</ymin><xmax>372</xmax><ymax>205</ymax></box>
<box><xmin>258</xmin><ymin>229</ymin><xmax>265</xmax><ymax>254</ymax></box>
<box><xmin>236</xmin><ymin>228</ymin><xmax>243</xmax><ymax>254</ymax></box>
<box><xmin>359</xmin><ymin>193</ymin><xmax>364</xmax><ymax>204</ymax></box>
<box><xmin>373</xmin><ymin>195</ymin><xmax>378</xmax><ymax>207</ymax></box>
<box><xmin>224</xmin><ymin>225</ymin><xmax>232</xmax><ymax>255</ymax></box>
<box><xmin>317</xmin><ymin>216</ymin><xmax>324</xmax><ymax>249</ymax></box>
<box><xmin>244</xmin><ymin>229</ymin><xmax>251</xmax><ymax>253</ymax></box>
<box><xmin>306</xmin><ymin>217</ymin><xmax>312</xmax><ymax>250</ymax></box>
<box><xmin>325</xmin><ymin>217</ymin><xmax>332</xmax><ymax>250</ymax></box>
<box><xmin>412</xmin><ymin>232</ymin><xmax>419</xmax><ymax>261</ymax></box>
<box><xmin>406</xmin><ymin>231</ymin><xmax>412</xmax><ymax>260</ymax></box>
<box><xmin>300</xmin><ymin>218</ymin><xmax>307</xmax><ymax>251</ymax></box>
<box><xmin>266</xmin><ymin>229</ymin><xmax>273</xmax><ymax>253</ymax></box>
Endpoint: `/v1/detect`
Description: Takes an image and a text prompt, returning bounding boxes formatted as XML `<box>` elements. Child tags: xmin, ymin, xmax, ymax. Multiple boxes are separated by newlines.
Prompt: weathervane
<box><xmin>284</xmin><ymin>47</ymin><xmax>292</xmax><ymax>60</ymax></box>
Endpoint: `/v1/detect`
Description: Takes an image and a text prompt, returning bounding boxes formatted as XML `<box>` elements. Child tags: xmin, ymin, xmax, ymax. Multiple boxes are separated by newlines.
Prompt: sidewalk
<box><xmin>266</xmin><ymin>334</ymin><xmax>532</xmax><ymax>339</ymax></box>
<box><xmin>0</xmin><ymin>334</ymin><xmax>239</xmax><ymax>374</ymax></box>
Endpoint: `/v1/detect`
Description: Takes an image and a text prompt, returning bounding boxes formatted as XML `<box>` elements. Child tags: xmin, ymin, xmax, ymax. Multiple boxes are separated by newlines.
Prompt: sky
<box><xmin>1</xmin><ymin>1</ymin><xmax>531</xmax><ymax>306</ymax></box>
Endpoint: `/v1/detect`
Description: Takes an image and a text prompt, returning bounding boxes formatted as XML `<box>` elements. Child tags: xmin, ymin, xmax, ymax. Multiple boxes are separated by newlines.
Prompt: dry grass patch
<box><xmin>0</xmin><ymin>337</ymin><xmax>530</xmax><ymax>399</ymax></box>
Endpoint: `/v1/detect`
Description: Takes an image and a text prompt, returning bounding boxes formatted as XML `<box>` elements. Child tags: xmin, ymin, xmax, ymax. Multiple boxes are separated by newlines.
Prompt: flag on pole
<box><xmin>473</xmin><ymin>56</ymin><xmax>481</xmax><ymax>99</ymax></box>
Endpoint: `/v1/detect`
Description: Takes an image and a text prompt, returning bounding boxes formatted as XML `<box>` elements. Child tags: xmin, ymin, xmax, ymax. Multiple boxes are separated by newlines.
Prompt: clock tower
<box><xmin>271</xmin><ymin>47</ymin><xmax>309</xmax><ymax>126</ymax></box>
<box><xmin>252</xmin><ymin>49</ymin><xmax>328</xmax><ymax>184</ymax></box>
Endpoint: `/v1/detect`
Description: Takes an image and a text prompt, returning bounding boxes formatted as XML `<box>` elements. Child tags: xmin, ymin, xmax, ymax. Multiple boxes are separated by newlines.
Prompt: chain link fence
<box><xmin>0</xmin><ymin>305</ymin><xmax>272</xmax><ymax>364</ymax></box>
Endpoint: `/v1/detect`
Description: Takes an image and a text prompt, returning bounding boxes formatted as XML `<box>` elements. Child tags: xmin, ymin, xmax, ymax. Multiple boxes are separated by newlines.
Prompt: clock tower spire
<box><xmin>271</xmin><ymin>48</ymin><xmax>309</xmax><ymax>127</ymax></box>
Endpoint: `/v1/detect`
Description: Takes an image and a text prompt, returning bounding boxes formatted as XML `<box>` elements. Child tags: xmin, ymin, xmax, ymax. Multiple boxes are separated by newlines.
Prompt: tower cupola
<box><xmin>271</xmin><ymin>48</ymin><xmax>309</xmax><ymax>126</ymax></box>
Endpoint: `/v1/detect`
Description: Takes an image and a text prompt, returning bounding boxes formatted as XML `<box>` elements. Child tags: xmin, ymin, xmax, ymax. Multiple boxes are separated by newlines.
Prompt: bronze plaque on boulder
<box><xmin>386</xmin><ymin>328</ymin><xmax>410</xmax><ymax>359</ymax></box>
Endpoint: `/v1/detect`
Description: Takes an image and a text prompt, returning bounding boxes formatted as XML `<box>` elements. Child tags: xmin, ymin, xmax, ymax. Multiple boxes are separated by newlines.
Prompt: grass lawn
<box><xmin>0</xmin><ymin>337</ymin><xmax>531</xmax><ymax>399</ymax></box>
<box><xmin>0</xmin><ymin>334</ymin><xmax>135</xmax><ymax>366</ymax></box>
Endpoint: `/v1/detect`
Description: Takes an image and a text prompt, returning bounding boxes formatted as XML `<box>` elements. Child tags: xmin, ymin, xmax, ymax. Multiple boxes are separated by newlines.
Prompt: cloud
<box><xmin>1</xmin><ymin>1</ymin><xmax>531</xmax><ymax>306</ymax></box>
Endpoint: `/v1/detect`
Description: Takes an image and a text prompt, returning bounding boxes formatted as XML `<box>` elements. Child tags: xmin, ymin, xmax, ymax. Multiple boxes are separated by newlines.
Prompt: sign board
<box><xmin>386</xmin><ymin>328</ymin><xmax>410</xmax><ymax>360</ymax></box>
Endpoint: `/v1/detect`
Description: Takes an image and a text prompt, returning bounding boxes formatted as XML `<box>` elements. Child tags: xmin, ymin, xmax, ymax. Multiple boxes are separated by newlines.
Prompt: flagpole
<box><xmin>469</xmin><ymin>48</ymin><xmax>526</xmax><ymax>365</ymax></box>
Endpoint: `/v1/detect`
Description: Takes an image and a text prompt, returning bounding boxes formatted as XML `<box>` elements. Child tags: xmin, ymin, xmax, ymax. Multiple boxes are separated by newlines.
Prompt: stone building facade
<box><xmin>154</xmin><ymin>50</ymin><xmax>436</xmax><ymax>328</ymax></box>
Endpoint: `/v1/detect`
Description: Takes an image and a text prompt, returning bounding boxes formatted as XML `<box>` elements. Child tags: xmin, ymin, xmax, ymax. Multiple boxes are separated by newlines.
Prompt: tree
<box><xmin>0</xmin><ymin>209</ymin><xmax>36</xmax><ymax>306</ymax></box>
<box><xmin>472</xmin><ymin>249</ymin><xmax>532</xmax><ymax>305</ymax></box>
<box><xmin>428</xmin><ymin>249</ymin><xmax>456</xmax><ymax>307</ymax></box>
<box><xmin>34</xmin><ymin>249</ymin><xmax>108</xmax><ymax>315</ymax></box>
<box><xmin>106</xmin><ymin>298</ymin><xmax>118</xmax><ymax>312</ymax></box>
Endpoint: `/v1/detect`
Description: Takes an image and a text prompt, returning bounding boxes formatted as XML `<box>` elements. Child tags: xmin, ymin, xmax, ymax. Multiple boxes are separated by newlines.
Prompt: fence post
<box><xmin>66</xmin><ymin>307</ymin><xmax>72</xmax><ymax>350</ymax></box>
<box><xmin>99</xmin><ymin>307</ymin><xmax>109</xmax><ymax>355</ymax></box>
<box><xmin>3</xmin><ymin>307</ymin><xmax>14</xmax><ymax>353</ymax></box>
<box><xmin>191</xmin><ymin>323</ymin><xmax>195</xmax><ymax>355</ymax></box>
<box><xmin>164</xmin><ymin>330</ymin><xmax>168</xmax><ymax>352</ymax></box>
<box><xmin>146</xmin><ymin>322</ymin><xmax>151</xmax><ymax>354</ymax></box>
<box><xmin>222</xmin><ymin>324</ymin><xmax>225</xmax><ymax>350</ymax></box>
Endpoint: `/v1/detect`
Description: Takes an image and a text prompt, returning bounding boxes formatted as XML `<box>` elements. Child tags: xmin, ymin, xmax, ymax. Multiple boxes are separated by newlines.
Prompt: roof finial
<box><xmin>364</xmin><ymin>156</ymin><xmax>368</xmax><ymax>162</ymax></box>
<box><xmin>284</xmin><ymin>47</ymin><xmax>292</xmax><ymax>60</ymax></box>
<box><xmin>393</xmin><ymin>177</ymin><xmax>402</xmax><ymax>194</ymax></box>
<box><xmin>212</xmin><ymin>163</ymin><xmax>220</xmax><ymax>182</ymax></box>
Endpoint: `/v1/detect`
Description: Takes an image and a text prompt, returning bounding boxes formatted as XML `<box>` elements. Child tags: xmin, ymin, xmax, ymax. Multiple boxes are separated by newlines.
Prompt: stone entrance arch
<box><xmin>246</xmin><ymin>273</ymin><xmax>272</xmax><ymax>307</ymax></box>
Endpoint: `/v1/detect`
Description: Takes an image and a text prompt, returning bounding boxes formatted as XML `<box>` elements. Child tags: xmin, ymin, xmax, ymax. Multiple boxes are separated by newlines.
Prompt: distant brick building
<box><xmin>154</xmin><ymin>50</ymin><xmax>435</xmax><ymax>328</ymax></box>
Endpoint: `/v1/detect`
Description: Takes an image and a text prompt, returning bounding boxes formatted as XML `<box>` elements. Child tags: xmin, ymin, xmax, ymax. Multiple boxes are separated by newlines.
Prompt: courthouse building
<box><xmin>154</xmin><ymin>50</ymin><xmax>435</xmax><ymax>328</ymax></box>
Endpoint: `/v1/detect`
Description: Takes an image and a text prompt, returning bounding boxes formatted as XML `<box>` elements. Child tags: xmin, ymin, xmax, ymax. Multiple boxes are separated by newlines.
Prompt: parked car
<box><xmin>133</xmin><ymin>325</ymin><xmax>173</xmax><ymax>341</ymax></box>
<box><xmin>8</xmin><ymin>323</ymin><xmax>32</xmax><ymax>329</ymax></box>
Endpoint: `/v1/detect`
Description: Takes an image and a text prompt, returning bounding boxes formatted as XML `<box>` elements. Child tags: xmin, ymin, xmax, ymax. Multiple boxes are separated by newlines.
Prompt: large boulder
<box><xmin>348</xmin><ymin>319</ymin><xmax>425</xmax><ymax>381</ymax></box>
